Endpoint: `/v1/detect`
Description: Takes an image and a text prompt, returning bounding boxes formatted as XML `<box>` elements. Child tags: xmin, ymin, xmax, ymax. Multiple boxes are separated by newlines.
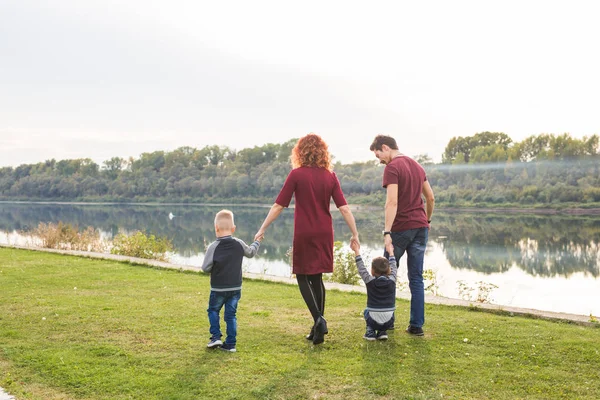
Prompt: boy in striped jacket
<box><xmin>350</xmin><ymin>241</ymin><xmax>398</xmax><ymax>340</ymax></box>
<box><xmin>201</xmin><ymin>210</ymin><xmax>261</xmax><ymax>352</ymax></box>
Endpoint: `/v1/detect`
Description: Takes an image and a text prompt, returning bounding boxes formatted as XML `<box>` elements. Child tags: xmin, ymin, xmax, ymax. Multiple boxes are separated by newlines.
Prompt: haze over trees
<box><xmin>1</xmin><ymin>133</ymin><xmax>599</xmax><ymax>207</ymax></box>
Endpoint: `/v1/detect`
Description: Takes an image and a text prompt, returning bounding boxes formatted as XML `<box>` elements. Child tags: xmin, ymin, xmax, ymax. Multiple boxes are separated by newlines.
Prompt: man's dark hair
<box><xmin>370</xmin><ymin>135</ymin><xmax>399</xmax><ymax>151</ymax></box>
<box><xmin>371</xmin><ymin>256</ymin><xmax>390</xmax><ymax>276</ymax></box>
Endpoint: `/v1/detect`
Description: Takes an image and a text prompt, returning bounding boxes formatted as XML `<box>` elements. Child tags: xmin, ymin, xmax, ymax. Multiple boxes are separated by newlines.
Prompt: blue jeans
<box><xmin>386</xmin><ymin>227</ymin><xmax>428</xmax><ymax>328</ymax></box>
<box><xmin>207</xmin><ymin>290</ymin><xmax>241</xmax><ymax>345</ymax></box>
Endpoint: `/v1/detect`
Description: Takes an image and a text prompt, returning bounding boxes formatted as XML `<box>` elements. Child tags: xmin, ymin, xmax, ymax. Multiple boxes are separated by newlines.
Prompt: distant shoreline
<box><xmin>439</xmin><ymin>206</ymin><xmax>600</xmax><ymax>215</ymax></box>
<box><xmin>2</xmin><ymin>200</ymin><xmax>600</xmax><ymax>215</ymax></box>
<box><xmin>0</xmin><ymin>200</ymin><xmax>273</xmax><ymax>208</ymax></box>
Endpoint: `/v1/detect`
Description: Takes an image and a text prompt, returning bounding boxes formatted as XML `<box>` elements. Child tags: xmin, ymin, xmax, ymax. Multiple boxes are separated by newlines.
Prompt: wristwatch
<box><xmin>382</xmin><ymin>231</ymin><xmax>391</xmax><ymax>236</ymax></box>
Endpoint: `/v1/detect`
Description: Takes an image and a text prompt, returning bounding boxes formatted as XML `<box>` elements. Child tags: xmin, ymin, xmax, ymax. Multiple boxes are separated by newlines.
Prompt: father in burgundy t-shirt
<box><xmin>370</xmin><ymin>135</ymin><xmax>435</xmax><ymax>336</ymax></box>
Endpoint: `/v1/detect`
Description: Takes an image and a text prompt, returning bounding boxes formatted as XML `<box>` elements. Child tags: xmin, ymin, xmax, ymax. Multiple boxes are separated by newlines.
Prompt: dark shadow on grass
<box><xmin>403</xmin><ymin>332</ymin><xmax>436</xmax><ymax>398</ymax></box>
<box><xmin>163</xmin><ymin>339</ymin><xmax>317</xmax><ymax>399</ymax></box>
<box><xmin>359</xmin><ymin>329</ymin><xmax>437</xmax><ymax>398</ymax></box>
<box><xmin>360</xmin><ymin>335</ymin><xmax>403</xmax><ymax>396</ymax></box>
<box><xmin>159</xmin><ymin>348</ymin><xmax>225</xmax><ymax>400</ymax></box>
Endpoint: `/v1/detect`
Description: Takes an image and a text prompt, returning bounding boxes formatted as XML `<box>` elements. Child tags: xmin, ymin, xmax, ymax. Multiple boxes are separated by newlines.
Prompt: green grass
<box><xmin>1</xmin><ymin>248</ymin><xmax>599</xmax><ymax>400</ymax></box>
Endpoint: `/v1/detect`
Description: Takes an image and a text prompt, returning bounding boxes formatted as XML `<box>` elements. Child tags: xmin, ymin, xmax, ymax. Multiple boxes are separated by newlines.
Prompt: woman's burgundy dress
<box><xmin>275</xmin><ymin>167</ymin><xmax>348</xmax><ymax>275</ymax></box>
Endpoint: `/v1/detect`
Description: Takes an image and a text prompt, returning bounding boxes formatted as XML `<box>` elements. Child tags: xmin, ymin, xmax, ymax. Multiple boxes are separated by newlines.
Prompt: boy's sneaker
<box><xmin>207</xmin><ymin>337</ymin><xmax>223</xmax><ymax>348</ymax></box>
<box><xmin>220</xmin><ymin>343</ymin><xmax>237</xmax><ymax>352</ymax></box>
<box><xmin>363</xmin><ymin>330</ymin><xmax>377</xmax><ymax>341</ymax></box>
<box><xmin>376</xmin><ymin>331</ymin><xmax>389</xmax><ymax>340</ymax></box>
<box><xmin>406</xmin><ymin>325</ymin><xmax>424</xmax><ymax>336</ymax></box>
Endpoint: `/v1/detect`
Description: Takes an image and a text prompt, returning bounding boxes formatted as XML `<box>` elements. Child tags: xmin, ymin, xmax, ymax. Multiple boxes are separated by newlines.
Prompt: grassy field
<box><xmin>1</xmin><ymin>248</ymin><xmax>599</xmax><ymax>399</ymax></box>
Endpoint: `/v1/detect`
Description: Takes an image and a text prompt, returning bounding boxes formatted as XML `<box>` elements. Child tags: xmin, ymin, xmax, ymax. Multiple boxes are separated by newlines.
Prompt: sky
<box><xmin>1</xmin><ymin>0</ymin><xmax>599</xmax><ymax>168</ymax></box>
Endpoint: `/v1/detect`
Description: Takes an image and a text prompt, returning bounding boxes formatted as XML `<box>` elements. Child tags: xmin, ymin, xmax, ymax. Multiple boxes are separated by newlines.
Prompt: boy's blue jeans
<box><xmin>387</xmin><ymin>227</ymin><xmax>429</xmax><ymax>328</ymax></box>
<box><xmin>207</xmin><ymin>290</ymin><xmax>241</xmax><ymax>345</ymax></box>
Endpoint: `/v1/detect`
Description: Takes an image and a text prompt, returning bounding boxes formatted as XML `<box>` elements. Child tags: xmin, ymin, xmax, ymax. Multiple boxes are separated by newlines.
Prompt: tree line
<box><xmin>1</xmin><ymin>132</ymin><xmax>599</xmax><ymax>207</ymax></box>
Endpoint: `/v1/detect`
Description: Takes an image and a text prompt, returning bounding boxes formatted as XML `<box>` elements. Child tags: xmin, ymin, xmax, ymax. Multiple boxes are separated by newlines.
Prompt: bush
<box><xmin>457</xmin><ymin>280</ymin><xmax>499</xmax><ymax>303</ymax></box>
<box><xmin>110</xmin><ymin>231</ymin><xmax>174</xmax><ymax>261</ymax></box>
<box><xmin>27</xmin><ymin>222</ymin><xmax>106</xmax><ymax>252</ymax></box>
<box><xmin>584</xmin><ymin>187</ymin><xmax>600</xmax><ymax>202</ymax></box>
<box><xmin>328</xmin><ymin>241</ymin><xmax>361</xmax><ymax>285</ymax></box>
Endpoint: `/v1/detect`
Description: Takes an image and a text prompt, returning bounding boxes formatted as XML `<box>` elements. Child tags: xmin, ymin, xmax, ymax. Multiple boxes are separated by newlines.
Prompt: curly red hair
<box><xmin>291</xmin><ymin>133</ymin><xmax>332</xmax><ymax>171</ymax></box>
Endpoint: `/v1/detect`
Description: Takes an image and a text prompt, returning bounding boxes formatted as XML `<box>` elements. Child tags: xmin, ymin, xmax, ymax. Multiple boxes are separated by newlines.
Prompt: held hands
<box><xmin>350</xmin><ymin>238</ymin><xmax>360</xmax><ymax>256</ymax></box>
<box><xmin>384</xmin><ymin>235</ymin><xmax>394</xmax><ymax>256</ymax></box>
<box><xmin>350</xmin><ymin>235</ymin><xmax>359</xmax><ymax>246</ymax></box>
<box><xmin>254</xmin><ymin>229</ymin><xmax>265</xmax><ymax>242</ymax></box>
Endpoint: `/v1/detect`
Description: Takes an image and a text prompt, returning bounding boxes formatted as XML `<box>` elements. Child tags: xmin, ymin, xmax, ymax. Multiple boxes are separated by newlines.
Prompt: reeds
<box><xmin>24</xmin><ymin>222</ymin><xmax>107</xmax><ymax>252</ymax></box>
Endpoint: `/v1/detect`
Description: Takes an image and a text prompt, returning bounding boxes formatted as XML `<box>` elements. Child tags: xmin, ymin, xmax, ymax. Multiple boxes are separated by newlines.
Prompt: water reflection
<box><xmin>1</xmin><ymin>203</ymin><xmax>599</xmax><ymax>278</ymax></box>
<box><xmin>435</xmin><ymin>213</ymin><xmax>600</xmax><ymax>277</ymax></box>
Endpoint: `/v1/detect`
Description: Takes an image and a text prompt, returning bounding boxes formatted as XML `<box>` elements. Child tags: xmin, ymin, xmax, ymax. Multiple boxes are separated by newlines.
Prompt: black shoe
<box><xmin>312</xmin><ymin>316</ymin><xmax>327</xmax><ymax>345</ymax></box>
<box><xmin>306</xmin><ymin>327</ymin><xmax>314</xmax><ymax>341</ymax></box>
<box><xmin>406</xmin><ymin>325</ymin><xmax>424</xmax><ymax>336</ymax></box>
<box><xmin>376</xmin><ymin>331</ymin><xmax>388</xmax><ymax>340</ymax></box>
<box><xmin>306</xmin><ymin>318</ymin><xmax>329</xmax><ymax>341</ymax></box>
<box><xmin>306</xmin><ymin>326</ymin><xmax>329</xmax><ymax>341</ymax></box>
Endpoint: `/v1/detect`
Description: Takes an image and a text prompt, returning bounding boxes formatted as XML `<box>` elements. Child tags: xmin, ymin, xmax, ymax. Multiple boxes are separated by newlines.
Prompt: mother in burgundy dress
<box><xmin>254</xmin><ymin>133</ymin><xmax>360</xmax><ymax>345</ymax></box>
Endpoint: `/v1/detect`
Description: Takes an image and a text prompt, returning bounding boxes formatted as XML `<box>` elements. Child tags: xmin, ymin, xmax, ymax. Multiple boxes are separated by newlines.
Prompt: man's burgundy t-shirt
<box><xmin>382</xmin><ymin>156</ymin><xmax>429</xmax><ymax>232</ymax></box>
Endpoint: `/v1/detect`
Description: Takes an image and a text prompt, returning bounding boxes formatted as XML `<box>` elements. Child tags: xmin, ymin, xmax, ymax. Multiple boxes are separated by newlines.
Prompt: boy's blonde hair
<box><xmin>214</xmin><ymin>209</ymin><xmax>235</xmax><ymax>231</ymax></box>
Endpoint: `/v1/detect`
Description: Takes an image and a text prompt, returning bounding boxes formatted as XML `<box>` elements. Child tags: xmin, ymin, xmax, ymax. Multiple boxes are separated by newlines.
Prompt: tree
<box><xmin>583</xmin><ymin>135</ymin><xmax>599</xmax><ymax>156</ymax></box>
<box><xmin>469</xmin><ymin>144</ymin><xmax>508</xmax><ymax>164</ymax></box>
<box><xmin>14</xmin><ymin>164</ymin><xmax>32</xmax><ymax>179</ymax></box>
<box><xmin>443</xmin><ymin>132</ymin><xmax>512</xmax><ymax>163</ymax></box>
<box><xmin>80</xmin><ymin>159</ymin><xmax>99</xmax><ymax>177</ymax></box>
<box><xmin>519</xmin><ymin>134</ymin><xmax>551</xmax><ymax>161</ymax></box>
<box><xmin>102</xmin><ymin>157</ymin><xmax>127</xmax><ymax>180</ymax></box>
<box><xmin>443</xmin><ymin>136</ymin><xmax>471</xmax><ymax>163</ymax></box>
<box><xmin>413</xmin><ymin>154</ymin><xmax>434</xmax><ymax>165</ymax></box>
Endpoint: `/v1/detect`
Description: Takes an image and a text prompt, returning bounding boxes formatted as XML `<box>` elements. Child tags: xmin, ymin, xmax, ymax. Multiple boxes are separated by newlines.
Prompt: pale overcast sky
<box><xmin>1</xmin><ymin>0</ymin><xmax>599</xmax><ymax>168</ymax></box>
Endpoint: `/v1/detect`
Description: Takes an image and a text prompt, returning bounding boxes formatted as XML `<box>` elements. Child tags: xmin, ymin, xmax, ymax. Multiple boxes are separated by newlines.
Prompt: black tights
<box><xmin>296</xmin><ymin>273</ymin><xmax>326</xmax><ymax>322</ymax></box>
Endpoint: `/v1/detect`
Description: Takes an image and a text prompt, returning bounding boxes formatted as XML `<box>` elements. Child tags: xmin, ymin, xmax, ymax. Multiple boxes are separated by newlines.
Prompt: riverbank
<box><xmin>1</xmin><ymin>246</ymin><xmax>598</xmax><ymax>399</ymax></box>
<box><xmin>1</xmin><ymin>243</ymin><xmax>595</xmax><ymax>325</ymax></box>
